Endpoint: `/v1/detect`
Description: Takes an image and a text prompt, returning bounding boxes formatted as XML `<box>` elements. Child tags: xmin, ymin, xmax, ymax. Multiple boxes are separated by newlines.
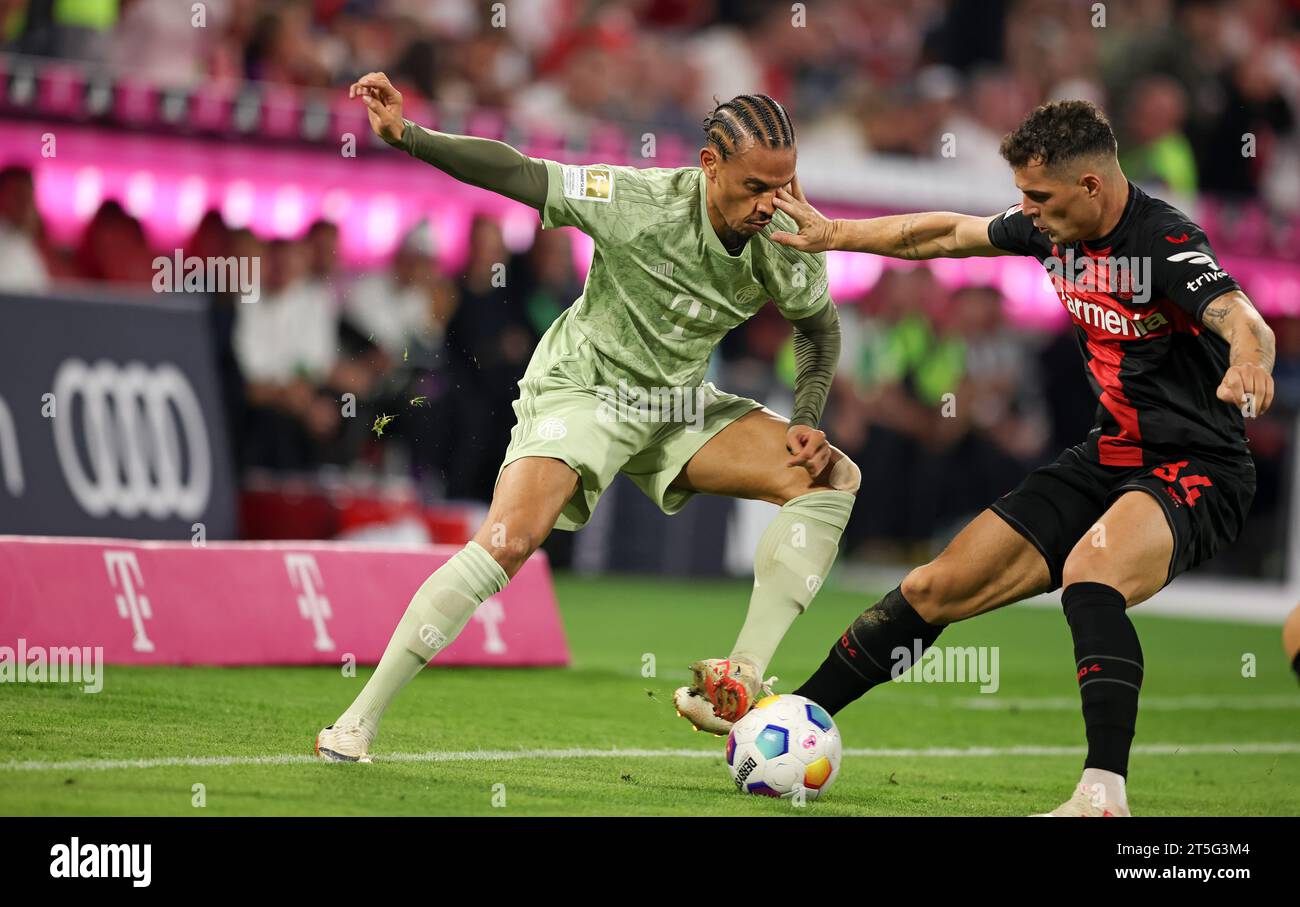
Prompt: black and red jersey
<box><xmin>988</xmin><ymin>182</ymin><xmax>1249</xmax><ymax>468</ymax></box>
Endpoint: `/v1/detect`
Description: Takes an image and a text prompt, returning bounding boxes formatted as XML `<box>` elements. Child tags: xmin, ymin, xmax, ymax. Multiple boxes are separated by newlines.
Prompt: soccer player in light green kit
<box><xmin>316</xmin><ymin>72</ymin><xmax>861</xmax><ymax>762</ymax></box>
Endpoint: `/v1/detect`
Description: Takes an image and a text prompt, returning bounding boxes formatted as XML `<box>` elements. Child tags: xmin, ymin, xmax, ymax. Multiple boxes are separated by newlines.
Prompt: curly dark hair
<box><xmin>702</xmin><ymin>94</ymin><xmax>795</xmax><ymax>160</ymax></box>
<box><xmin>999</xmin><ymin>100</ymin><xmax>1118</xmax><ymax>170</ymax></box>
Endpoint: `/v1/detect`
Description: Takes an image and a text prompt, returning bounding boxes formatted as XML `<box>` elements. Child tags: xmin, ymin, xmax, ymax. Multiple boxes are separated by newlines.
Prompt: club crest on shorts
<box><xmin>536</xmin><ymin>416</ymin><xmax>568</xmax><ymax>440</ymax></box>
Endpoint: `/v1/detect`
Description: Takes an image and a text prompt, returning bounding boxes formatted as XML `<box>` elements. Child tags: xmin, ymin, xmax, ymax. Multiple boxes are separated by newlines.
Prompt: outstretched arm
<box><xmin>784</xmin><ymin>300</ymin><xmax>842</xmax><ymax>477</ymax></box>
<box><xmin>1201</xmin><ymin>290</ymin><xmax>1276</xmax><ymax>416</ymax></box>
<box><xmin>350</xmin><ymin>72</ymin><xmax>548</xmax><ymax>210</ymax></box>
<box><xmin>770</xmin><ymin>177</ymin><xmax>1010</xmax><ymax>260</ymax></box>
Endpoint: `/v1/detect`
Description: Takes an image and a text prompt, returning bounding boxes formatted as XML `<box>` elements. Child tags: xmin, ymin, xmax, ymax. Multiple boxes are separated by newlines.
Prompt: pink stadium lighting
<box><xmin>1</xmin><ymin>120</ymin><xmax>1295</xmax><ymax>326</ymax></box>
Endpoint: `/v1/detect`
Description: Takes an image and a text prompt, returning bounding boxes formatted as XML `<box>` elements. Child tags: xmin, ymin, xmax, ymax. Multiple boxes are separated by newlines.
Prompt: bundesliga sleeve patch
<box><xmin>560</xmin><ymin>165</ymin><xmax>613</xmax><ymax>202</ymax></box>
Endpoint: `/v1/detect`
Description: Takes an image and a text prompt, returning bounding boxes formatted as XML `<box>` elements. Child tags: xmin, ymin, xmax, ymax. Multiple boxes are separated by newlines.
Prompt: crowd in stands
<box><xmin>3</xmin><ymin>0</ymin><xmax>1297</xmax><ymax>212</ymax></box>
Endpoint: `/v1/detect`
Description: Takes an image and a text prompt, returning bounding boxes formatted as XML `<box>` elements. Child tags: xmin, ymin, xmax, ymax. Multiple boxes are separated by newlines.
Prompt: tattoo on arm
<box><xmin>1202</xmin><ymin>296</ymin><xmax>1235</xmax><ymax>329</ymax></box>
<box><xmin>1208</xmin><ymin>292</ymin><xmax>1276</xmax><ymax>372</ymax></box>
<box><xmin>899</xmin><ymin>215</ymin><xmax>921</xmax><ymax>260</ymax></box>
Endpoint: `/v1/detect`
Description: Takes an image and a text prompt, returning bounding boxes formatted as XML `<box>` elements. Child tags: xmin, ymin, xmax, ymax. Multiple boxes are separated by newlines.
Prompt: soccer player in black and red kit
<box><xmin>770</xmin><ymin>100</ymin><xmax>1276</xmax><ymax>815</ymax></box>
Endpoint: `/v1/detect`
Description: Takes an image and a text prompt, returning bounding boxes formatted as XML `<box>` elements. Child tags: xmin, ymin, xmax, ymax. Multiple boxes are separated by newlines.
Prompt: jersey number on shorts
<box><xmin>1152</xmin><ymin>460</ymin><xmax>1213</xmax><ymax>507</ymax></box>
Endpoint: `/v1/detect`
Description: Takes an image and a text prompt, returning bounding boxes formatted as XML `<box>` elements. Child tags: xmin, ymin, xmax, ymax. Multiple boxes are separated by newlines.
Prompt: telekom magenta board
<box><xmin>0</xmin><ymin>538</ymin><xmax>569</xmax><ymax>667</ymax></box>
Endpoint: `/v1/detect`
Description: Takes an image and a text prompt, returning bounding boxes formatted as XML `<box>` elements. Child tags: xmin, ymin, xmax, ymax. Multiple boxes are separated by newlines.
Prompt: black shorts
<box><xmin>990</xmin><ymin>444</ymin><xmax>1256</xmax><ymax>590</ymax></box>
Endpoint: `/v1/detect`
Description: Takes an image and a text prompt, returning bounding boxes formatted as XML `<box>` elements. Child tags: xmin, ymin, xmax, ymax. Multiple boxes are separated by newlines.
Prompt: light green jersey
<box><xmin>539</xmin><ymin>160</ymin><xmax>832</xmax><ymax>389</ymax></box>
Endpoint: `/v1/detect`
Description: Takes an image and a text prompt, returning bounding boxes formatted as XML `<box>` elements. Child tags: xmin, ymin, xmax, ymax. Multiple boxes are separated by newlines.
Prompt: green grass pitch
<box><xmin>2</xmin><ymin>574</ymin><xmax>1297</xmax><ymax>816</ymax></box>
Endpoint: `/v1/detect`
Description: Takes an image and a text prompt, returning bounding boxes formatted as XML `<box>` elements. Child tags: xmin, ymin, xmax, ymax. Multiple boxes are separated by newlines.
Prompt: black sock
<box><xmin>1062</xmin><ymin>582</ymin><xmax>1143</xmax><ymax>777</ymax></box>
<box><xmin>1292</xmin><ymin>650</ymin><xmax>1299</xmax><ymax>684</ymax></box>
<box><xmin>794</xmin><ymin>586</ymin><xmax>943</xmax><ymax>715</ymax></box>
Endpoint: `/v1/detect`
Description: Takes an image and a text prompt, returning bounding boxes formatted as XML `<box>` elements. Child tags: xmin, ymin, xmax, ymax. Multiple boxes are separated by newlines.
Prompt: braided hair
<box><xmin>702</xmin><ymin>94</ymin><xmax>795</xmax><ymax>160</ymax></box>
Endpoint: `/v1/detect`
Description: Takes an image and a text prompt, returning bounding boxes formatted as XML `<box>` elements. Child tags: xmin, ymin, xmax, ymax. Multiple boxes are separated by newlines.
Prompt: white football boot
<box><xmin>673</xmin><ymin>658</ymin><xmax>776</xmax><ymax>735</ymax></box>
<box><xmin>314</xmin><ymin>720</ymin><xmax>373</xmax><ymax>763</ymax></box>
<box><xmin>672</xmin><ymin>686</ymin><xmax>735</xmax><ymax>735</ymax></box>
<box><xmin>1031</xmin><ymin>781</ymin><xmax>1131</xmax><ymax>817</ymax></box>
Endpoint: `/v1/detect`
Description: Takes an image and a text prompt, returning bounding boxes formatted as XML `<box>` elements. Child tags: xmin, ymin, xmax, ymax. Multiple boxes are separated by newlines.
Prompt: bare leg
<box><xmin>1059</xmin><ymin>491</ymin><xmax>1173</xmax><ymax>606</ymax></box>
<box><xmin>670</xmin><ymin>408</ymin><xmax>855</xmax><ymax>505</ymax></box>
<box><xmin>795</xmin><ymin>507</ymin><xmax>1051</xmax><ymax>715</ymax></box>
<box><xmin>323</xmin><ymin>456</ymin><xmax>579</xmax><ymax>755</ymax></box>
<box><xmin>671</xmin><ymin>409</ymin><xmax>859</xmax><ymax>716</ymax></box>
<box><xmin>901</xmin><ymin>508</ymin><xmax>1052</xmax><ymax>625</ymax></box>
<box><xmin>472</xmin><ymin>456</ymin><xmax>581</xmax><ymax>578</ymax></box>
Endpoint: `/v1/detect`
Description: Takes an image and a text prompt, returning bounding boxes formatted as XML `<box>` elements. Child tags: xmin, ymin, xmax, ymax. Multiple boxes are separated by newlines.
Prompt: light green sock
<box><xmin>339</xmin><ymin>541</ymin><xmax>508</xmax><ymax>740</ymax></box>
<box><xmin>731</xmin><ymin>490</ymin><xmax>855</xmax><ymax>677</ymax></box>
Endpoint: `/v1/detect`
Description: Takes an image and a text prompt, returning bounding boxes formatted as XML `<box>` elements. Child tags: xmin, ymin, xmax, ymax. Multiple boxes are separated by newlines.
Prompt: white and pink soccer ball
<box><xmin>726</xmin><ymin>693</ymin><xmax>843</xmax><ymax>800</ymax></box>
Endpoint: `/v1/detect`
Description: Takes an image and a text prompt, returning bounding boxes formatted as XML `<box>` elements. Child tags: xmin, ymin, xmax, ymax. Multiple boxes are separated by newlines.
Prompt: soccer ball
<box><xmin>726</xmin><ymin>693</ymin><xmax>842</xmax><ymax>800</ymax></box>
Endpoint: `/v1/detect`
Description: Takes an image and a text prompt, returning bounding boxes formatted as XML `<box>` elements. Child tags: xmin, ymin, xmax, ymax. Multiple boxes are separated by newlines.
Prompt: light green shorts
<box><xmin>496</xmin><ymin>329</ymin><xmax>765</xmax><ymax>531</ymax></box>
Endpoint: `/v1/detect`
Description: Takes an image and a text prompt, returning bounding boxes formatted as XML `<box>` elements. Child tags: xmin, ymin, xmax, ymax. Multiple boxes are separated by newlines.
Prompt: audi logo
<box><xmin>52</xmin><ymin>359</ymin><xmax>212</xmax><ymax>519</ymax></box>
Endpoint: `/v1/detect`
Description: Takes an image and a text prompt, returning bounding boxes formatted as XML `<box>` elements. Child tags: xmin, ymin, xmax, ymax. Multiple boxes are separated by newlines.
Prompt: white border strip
<box><xmin>3</xmin><ymin>742</ymin><xmax>1297</xmax><ymax>773</ymax></box>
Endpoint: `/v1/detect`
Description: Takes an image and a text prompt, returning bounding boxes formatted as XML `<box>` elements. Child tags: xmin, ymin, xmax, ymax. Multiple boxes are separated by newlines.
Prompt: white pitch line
<box><xmin>952</xmin><ymin>694</ymin><xmax>1300</xmax><ymax>712</ymax></box>
<box><xmin>2</xmin><ymin>742</ymin><xmax>1297</xmax><ymax>773</ymax></box>
<box><xmin>847</xmin><ymin>743</ymin><xmax>1300</xmax><ymax>757</ymax></box>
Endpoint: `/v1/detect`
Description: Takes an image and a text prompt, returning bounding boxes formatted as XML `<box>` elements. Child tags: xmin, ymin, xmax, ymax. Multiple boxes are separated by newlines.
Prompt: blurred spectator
<box><xmin>74</xmin><ymin>200</ymin><xmax>154</xmax><ymax>286</ymax></box>
<box><xmin>511</xmin><ymin>223</ymin><xmax>581</xmax><ymax>338</ymax></box>
<box><xmin>107</xmin><ymin>0</ymin><xmax>222</xmax><ymax>86</ymax></box>
<box><xmin>1271</xmin><ymin>316</ymin><xmax>1300</xmax><ymax>413</ymax></box>
<box><xmin>940</xmin><ymin>67</ymin><xmax>1035</xmax><ymax>177</ymax></box>
<box><xmin>1194</xmin><ymin>51</ymin><xmax>1296</xmax><ymax>201</ymax></box>
<box><xmin>947</xmin><ymin>285</ymin><xmax>1048</xmax><ymax>456</ymax></box>
<box><xmin>235</xmin><ymin>237</ymin><xmax>336</xmax><ymax>384</ymax></box>
<box><xmin>342</xmin><ymin>221</ymin><xmax>469</xmax><ymax>492</ymax></box>
<box><xmin>304</xmin><ymin>218</ymin><xmax>343</xmax><ymax>308</ymax></box>
<box><xmin>187</xmin><ymin>208</ymin><xmax>232</xmax><ymax>262</ymax></box>
<box><xmin>9</xmin><ymin>0</ymin><xmax>118</xmax><ymax>60</ymax></box>
<box><xmin>244</xmin><ymin>2</ymin><xmax>330</xmax><ymax>87</ymax></box>
<box><xmin>442</xmin><ymin>213</ymin><xmax>535</xmax><ymax>498</ymax></box>
<box><xmin>930</xmin><ymin>285</ymin><xmax>1050</xmax><ymax>516</ymax></box>
<box><xmin>1120</xmin><ymin>74</ymin><xmax>1199</xmax><ymax>196</ymax></box>
<box><xmin>830</xmin><ymin>268</ymin><xmax>952</xmax><ymax>556</ymax></box>
<box><xmin>342</xmin><ymin>221</ymin><xmax>455</xmax><ymax>363</ymax></box>
<box><xmin>233</xmin><ymin>235</ymin><xmax>373</xmax><ymax>469</ymax></box>
<box><xmin>200</xmin><ymin>216</ymin><xmax>247</xmax><ymax>466</ymax></box>
<box><xmin>0</xmin><ymin>166</ymin><xmax>49</xmax><ymax>292</ymax></box>
<box><xmin>830</xmin><ymin>275</ymin><xmax>1051</xmax><ymax>556</ymax></box>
